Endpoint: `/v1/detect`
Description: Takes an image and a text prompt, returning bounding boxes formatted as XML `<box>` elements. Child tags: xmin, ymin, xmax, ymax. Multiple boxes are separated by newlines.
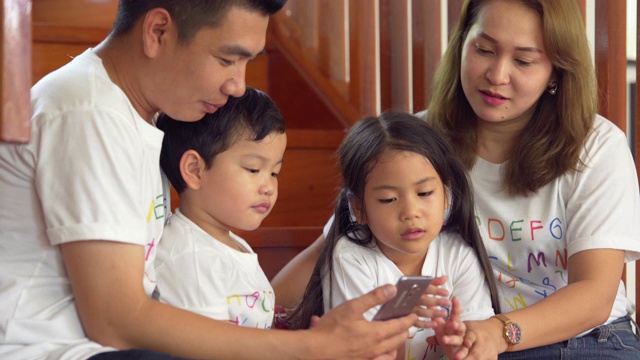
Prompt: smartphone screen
<box><xmin>372</xmin><ymin>276</ymin><xmax>434</xmax><ymax>321</ymax></box>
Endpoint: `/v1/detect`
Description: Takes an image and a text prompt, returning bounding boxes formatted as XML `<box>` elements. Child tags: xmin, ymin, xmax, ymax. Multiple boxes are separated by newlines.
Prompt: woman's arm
<box><xmin>459</xmin><ymin>248</ymin><xmax>624</xmax><ymax>359</ymax></box>
<box><xmin>271</xmin><ymin>234</ymin><xmax>325</xmax><ymax>309</ymax></box>
<box><xmin>61</xmin><ymin>239</ymin><xmax>417</xmax><ymax>359</ymax></box>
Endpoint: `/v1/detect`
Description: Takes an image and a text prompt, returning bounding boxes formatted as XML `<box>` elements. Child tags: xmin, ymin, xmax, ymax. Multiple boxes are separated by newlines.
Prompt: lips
<box><xmin>252</xmin><ymin>202</ymin><xmax>271</xmax><ymax>214</ymax></box>
<box><xmin>203</xmin><ymin>101</ymin><xmax>226</xmax><ymax>114</ymax></box>
<box><xmin>401</xmin><ymin>228</ymin><xmax>426</xmax><ymax>240</ymax></box>
<box><xmin>479</xmin><ymin>90</ymin><xmax>508</xmax><ymax>106</ymax></box>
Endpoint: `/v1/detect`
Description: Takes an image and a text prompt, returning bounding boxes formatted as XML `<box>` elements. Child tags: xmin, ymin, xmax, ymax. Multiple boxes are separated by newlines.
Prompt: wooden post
<box><xmin>0</xmin><ymin>0</ymin><xmax>31</xmax><ymax>143</ymax></box>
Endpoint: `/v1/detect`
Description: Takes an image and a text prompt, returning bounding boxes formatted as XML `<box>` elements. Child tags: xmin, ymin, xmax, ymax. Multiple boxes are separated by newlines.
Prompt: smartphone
<box><xmin>372</xmin><ymin>276</ymin><xmax>434</xmax><ymax>321</ymax></box>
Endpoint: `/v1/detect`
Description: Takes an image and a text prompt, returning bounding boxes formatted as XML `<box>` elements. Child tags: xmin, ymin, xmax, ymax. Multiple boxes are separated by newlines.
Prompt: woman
<box><xmin>272</xmin><ymin>0</ymin><xmax>640</xmax><ymax>359</ymax></box>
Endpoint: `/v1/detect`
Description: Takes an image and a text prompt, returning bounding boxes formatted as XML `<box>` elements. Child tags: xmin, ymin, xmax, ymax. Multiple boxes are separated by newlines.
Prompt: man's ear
<box><xmin>348</xmin><ymin>196</ymin><xmax>366</xmax><ymax>224</ymax></box>
<box><xmin>141</xmin><ymin>8</ymin><xmax>174</xmax><ymax>58</ymax></box>
<box><xmin>180</xmin><ymin>150</ymin><xmax>206</xmax><ymax>191</ymax></box>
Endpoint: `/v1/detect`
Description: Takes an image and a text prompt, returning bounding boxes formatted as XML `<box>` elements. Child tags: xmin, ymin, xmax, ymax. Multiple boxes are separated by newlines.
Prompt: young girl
<box><xmin>287</xmin><ymin>112</ymin><xmax>500</xmax><ymax>360</ymax></box>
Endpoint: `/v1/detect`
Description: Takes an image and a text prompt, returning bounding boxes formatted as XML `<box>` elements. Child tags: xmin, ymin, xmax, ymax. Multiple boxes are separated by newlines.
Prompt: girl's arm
<box><xmin>459</xmin><ymin>248</ymin><xmax>624</xmax><ymax>359</ymax></box>
<box><xmin>61</xmin><ymin>239</ymin><xmax>417</xmax><ymax>359</ymax></box>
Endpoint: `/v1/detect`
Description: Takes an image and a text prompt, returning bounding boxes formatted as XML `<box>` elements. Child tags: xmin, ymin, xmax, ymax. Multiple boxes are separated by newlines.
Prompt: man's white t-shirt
<box><xmin>156</xmin><ymin>209</ymin><xmax>275</xmax><ymax>329</ymax></box>
<box><xmin>0</xmin><ymin>49</ymin><xmax>165</xmax><ymax>359</ymax></box>
<box><xmin>323</xmin><ymin>231</ymin><xmax>495</xmax><ymax>360</ymax></box>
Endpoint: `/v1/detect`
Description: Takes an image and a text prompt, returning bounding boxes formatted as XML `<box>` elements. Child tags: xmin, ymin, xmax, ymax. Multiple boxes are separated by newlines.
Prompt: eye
<box><xmin>475</xmin><ymin>44</ymin><xmax>493</xmax><ymax>55</ymax></box>
<box><xmin>271</xmin><ymin>172</ymin><xmax>279</xmax><ymax>178</ymax></box>
<box><xmin>515</xmin><ymin>59</ymin><xmax>532</xmax><ymax>67</ymax></box>
<box><xmin>378</xmin><ymin>198</ymin><xmax>396</xmax><ymax>204</ymax></box>
<box><xmin>418</xmin><ymin>191</ymin><xmax>434</xmax><ymax>198</ymax></box>
<box><xmin>245</xmin><ymin>168</ymin><xmax>259</xmax><ymax>174</ymax></box>
<box><xmin>218</xmin><ymin>57</ymin><xmax>236</xmax><ymax>66</ymax></box>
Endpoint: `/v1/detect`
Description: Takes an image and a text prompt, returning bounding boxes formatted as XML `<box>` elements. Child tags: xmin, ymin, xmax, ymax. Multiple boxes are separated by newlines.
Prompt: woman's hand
<box><xmin>453</xmin><ymin>318</ymin><xmax>504</xmax><ymax>359</ymax></box>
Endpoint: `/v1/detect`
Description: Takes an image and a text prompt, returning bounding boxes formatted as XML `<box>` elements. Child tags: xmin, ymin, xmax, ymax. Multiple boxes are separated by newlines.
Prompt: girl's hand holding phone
<box><xmin>414</xmin><ymin>275</ymin><xmax>450</xmax><ymax>329</ymax></box>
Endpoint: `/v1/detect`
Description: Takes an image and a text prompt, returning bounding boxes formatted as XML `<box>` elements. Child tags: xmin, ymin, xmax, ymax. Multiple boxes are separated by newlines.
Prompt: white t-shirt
<box><xmin>473</xmin><ymin>115</ymin><xmax>640</xmax><ymax>328</ymax></box>
<box><xmin>0</xmin><ymin>49</ymin><xmax>165</xmax><ymax>359</ymax></box>
<box><xmin>155</xmin><ymin>209</ymin><xmax>275</xmax><ymax>329</ymax></box>
<box><xmin>323</xmin><ymin>232</ymin><xmax>495</xmax><ymax>360</ymax></box>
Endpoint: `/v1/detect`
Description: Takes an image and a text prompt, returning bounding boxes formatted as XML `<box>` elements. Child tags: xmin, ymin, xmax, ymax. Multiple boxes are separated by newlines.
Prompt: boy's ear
<box><xmin>180</xmin><ymin>150</ymin><xmax>206</xmax><ymax>191</ymax></box>
<box><xmin>141</xmin><ymin>8</ymin><xmax>174</xmax><ymax>58</ymax></box>
<box><xmin>348</xmin><ymin>197</ymin><xmax>366</xmax><ymax>224</ymax></box>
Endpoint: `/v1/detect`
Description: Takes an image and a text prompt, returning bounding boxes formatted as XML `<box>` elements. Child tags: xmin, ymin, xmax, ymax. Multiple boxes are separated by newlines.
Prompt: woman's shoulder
<box><xmin>581</xmin><ymin>114</ymin><xmax>631</xmax><ymax>160</ymax></box>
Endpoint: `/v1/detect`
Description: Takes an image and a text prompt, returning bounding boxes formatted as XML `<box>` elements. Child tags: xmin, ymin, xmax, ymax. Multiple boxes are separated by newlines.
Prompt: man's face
<box><xmin>151</xmin><ymin>7</ymin><xmax>269</xmax><ymax>121</ymax></box>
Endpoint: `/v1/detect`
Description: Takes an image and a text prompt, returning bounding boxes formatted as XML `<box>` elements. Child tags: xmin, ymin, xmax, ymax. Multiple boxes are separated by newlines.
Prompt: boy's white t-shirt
<box><xmin>323</xmin><ymin>232</ymin><xmax>495</xmax><ymax>360</ymax></box>
<box><xmin>155</xmin><ymin>209</ymin><xmax>275</xmax><ymax>329</ymax></box>
<box><xmin>472</xmin><ymin>115</ymin><xmax>640</xmax><ymax>326</ymax></box>
<box><xmin>0</xmin><ymin>49</ymin><xmax>165</xmax><ymax>359</ymax></box>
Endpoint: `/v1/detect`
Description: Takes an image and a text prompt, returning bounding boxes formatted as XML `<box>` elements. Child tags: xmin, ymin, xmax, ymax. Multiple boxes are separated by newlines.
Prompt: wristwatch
<box><xmin>493</xmin><ymin>314</ymin><xmax>522</xmax><ymax>351</ymax></box>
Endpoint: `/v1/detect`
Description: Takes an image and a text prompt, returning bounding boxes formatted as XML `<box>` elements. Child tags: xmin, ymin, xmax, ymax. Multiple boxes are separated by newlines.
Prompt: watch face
<box><xmin>507</xmin><ymin>323</ymin><xmax>522</xmax><ymax>344</ymax></box>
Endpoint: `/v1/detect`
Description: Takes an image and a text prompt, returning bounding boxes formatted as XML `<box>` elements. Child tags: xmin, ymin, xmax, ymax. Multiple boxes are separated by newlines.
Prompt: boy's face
<box><xmin>151</xmin><ymin>6</ymin><xmax>269</xmax><ymax>121</ymax></box>
<box><xmin>192</xmin><ymin>131</ymin><xmax>287</xmax><ymax>239</ymax></box>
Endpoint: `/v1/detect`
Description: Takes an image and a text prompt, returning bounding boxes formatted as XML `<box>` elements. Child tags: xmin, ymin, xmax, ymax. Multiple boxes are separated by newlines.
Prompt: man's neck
<box><xmin>94</xmin><ymin>36</ymin><xmax>157</xmax><ymax>123</ymax></box>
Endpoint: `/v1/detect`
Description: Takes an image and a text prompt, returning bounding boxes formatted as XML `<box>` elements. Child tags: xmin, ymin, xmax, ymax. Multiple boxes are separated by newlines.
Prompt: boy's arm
<box><xmin>61</xmin><ymin>240</ymin><xmax>415</xmax><ymax>359</ymax></box>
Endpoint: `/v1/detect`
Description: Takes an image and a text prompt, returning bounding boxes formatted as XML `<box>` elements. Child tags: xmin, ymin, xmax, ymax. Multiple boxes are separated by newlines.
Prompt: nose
<box><xmin>485</xmin><ymin>57</ymin><xmax>510</xmax><ymax>85</ymax></box>
<box><xmin>259</xmin><ymin>176</ymin><xmax>276</xmax><ymax>197</ymax></box>
<box><xmin>400</xmin><ymin>197</ymin><xmax>420</xmax><ymax>221</ymax></box>
<box><xmin>221</xmin><ymin>66</ymin><xmax>247</xmax><ymax>98</ymax></box>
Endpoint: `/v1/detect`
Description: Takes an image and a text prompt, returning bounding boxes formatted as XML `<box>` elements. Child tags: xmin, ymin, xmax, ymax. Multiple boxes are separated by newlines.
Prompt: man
<box><xmin>0</xmin><ymin>1</ymin><xmax>416</xmax><ymax>359</ymax></box>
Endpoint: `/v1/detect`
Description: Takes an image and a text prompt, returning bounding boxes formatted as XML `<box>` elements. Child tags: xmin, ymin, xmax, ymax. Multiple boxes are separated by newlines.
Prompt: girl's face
<box><xmin>352</xmin><ymin>149</ymin><xmax>448</xmax><ymax>273</ymax></box>
<box><xmin>460</xmin><ymin>0</ymin><xmax>554</xmax><ymax>127</ymax></box>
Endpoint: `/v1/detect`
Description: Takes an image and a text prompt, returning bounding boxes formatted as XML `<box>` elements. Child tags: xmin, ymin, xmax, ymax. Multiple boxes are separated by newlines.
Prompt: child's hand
<box><xmin>433</xmin><ymin>296</ymin><xmax>467</xmax><ymax>359</ymax></box>
<box><xmin>412</xmin><ymin>275</ymin><xmax>450</xmax><ymax>329</ymax></box>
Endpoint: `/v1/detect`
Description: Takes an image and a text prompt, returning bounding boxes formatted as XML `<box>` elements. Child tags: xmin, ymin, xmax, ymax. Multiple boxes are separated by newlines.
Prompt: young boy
<box><xmin>155</xmin><ymin>87</ymin><xmax>285</xmax><ymax>329</ymax></box>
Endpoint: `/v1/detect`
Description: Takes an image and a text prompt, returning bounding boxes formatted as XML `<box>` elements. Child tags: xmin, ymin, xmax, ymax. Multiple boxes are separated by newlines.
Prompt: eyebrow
<box><xmin>219</xmin><ymin>45</ymin><xmax>266</xmax><ymax>59</ymax></box>
<box><xmin>242</xmin><ymin>153</ymin><xmax>284</xmax><ymax>165</ymax></box>
<box><xmin>371</xmin><ymin>177</ymin><xmax>436</xmax><ymax>191</ymax></box>
<box><xmin>478</xmin><ymin>32</ymin><xmax>544</xmax><ymax>53</ymax></box>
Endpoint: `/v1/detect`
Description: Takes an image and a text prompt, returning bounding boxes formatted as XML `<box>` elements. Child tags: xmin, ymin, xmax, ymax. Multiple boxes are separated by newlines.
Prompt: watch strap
<box><xmin>492</xmin><ymin>314</ymin><xmax>521</xmax><ymax>351</ymax></box>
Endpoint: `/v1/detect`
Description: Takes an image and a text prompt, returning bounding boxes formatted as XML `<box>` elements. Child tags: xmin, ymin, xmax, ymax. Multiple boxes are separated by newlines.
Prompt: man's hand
<box><xmin>311</xmin><ymin>284</ymin><xmax>416</xmax><ymax>359</ymax></box>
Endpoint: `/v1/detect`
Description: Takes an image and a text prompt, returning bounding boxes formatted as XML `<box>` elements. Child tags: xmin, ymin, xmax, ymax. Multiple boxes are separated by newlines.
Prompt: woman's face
<box><xmin>460</xmin><ymin>0</ymin><xmax>555</xmax><ymax>127</ymax></box>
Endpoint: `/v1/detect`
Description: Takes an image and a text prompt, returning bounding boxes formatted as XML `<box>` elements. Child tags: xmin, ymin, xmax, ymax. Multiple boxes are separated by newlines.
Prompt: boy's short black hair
<box><xmin>111</xmin><ymin>0</ymin><xmax>287</xmax><ymax>43</ymax></box>
<box><xmin>157</xmin><ymin>87</ymin><xmax>285</xmax><ymax>194</ymax></box>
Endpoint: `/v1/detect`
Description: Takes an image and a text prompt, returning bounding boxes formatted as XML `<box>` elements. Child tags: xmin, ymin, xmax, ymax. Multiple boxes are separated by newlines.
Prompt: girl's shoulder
<box><xmin>430</xmin><ymin>231</ymin><xmax>477</xmax><ymax>257</ymax></box>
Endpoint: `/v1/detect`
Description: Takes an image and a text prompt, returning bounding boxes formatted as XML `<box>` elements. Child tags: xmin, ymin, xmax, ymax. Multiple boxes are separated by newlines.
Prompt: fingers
<box><xmin>343</xmin><ymin>284</ymin><xmax>397</xmax><ymax>317</ymax></box>
<box><xmin>449</xmin><ymin>296</ymin><xmax>462</xmax><ymax>322</ymax></box>
<box><xmin>309</xmin><ymin>315</ymin><xmax>321</xmax><ymax>329</ymax></box>
<box><xmin>425</xmin><ymin>275</ymin><xmax>450</xmax><ymax>298</ymax></box>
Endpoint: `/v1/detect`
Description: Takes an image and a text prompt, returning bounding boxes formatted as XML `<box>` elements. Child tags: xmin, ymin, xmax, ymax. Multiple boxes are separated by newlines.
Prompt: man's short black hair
<box><xmin>111</xmin><ymin>0</ymin><xmax>287</xmax><ymax>43</ymax></box>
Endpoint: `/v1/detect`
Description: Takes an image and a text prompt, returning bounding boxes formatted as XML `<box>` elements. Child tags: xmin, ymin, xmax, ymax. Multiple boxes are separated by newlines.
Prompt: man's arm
<box><xmin>61</xmin><ymin>240</ymin><xmax>416</xmax><ymax>359</ymax></box>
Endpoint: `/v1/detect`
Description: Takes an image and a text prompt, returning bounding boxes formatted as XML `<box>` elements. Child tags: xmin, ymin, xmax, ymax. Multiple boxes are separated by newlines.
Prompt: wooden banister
<box><xmin>0</xmin><ymin>0</ymin><xmax>31</xmax><ymax>143</ymax></box>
